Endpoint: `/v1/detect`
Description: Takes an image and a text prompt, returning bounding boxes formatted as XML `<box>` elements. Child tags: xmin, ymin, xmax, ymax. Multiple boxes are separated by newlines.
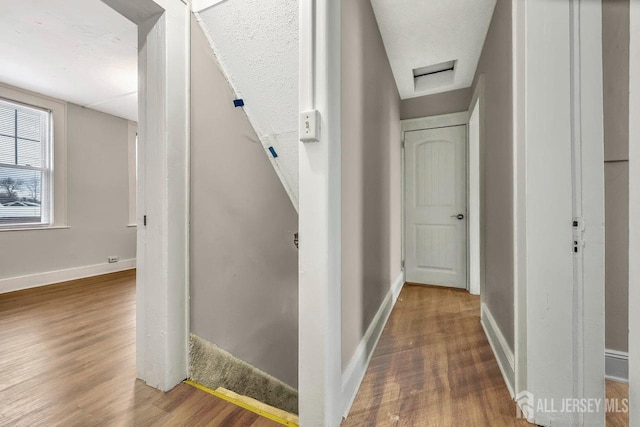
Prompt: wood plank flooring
<box><xmin>0</xmin><ymin>270</ymin><xmax>279</xmax><ymax>426</ymax></box>
<box><xmin>607</xmin><ymin>381</ymin><xmax>630</xmax><ymax>427</ymax></box>
<box><xmin>0</xmin><ymin>272</ymin><xmax>628</xmax><ymax>426</ymax></box>
<box><xmin>342</xmin><ymin>283</ymin><xmax>630</xmax><ymax>427</ymax></box>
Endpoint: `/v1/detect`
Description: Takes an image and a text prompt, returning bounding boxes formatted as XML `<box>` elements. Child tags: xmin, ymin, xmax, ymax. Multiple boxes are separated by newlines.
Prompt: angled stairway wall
<box><xmin>189</xmin><ymin>15</ymin><xmax>299</xmax><ymax>406</ymax></box>
<box><xmin>193</xmin><ymin>0</ymin><xmax>299</xmax><ymax>210</ymax></box>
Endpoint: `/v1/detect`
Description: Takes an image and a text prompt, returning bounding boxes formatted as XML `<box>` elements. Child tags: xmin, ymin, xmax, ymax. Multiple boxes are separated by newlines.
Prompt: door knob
<box><xmin>451</xmin><ymin>213</ymin><xmax>464</xmax><ymax>220</ymax></box>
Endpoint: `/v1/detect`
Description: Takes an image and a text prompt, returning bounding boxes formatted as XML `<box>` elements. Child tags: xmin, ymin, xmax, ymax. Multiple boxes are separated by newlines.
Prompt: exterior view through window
<box><xmin>0</xmin><ymin>98</ymin><xmax>51</xmax><ymax>226</ymax></box>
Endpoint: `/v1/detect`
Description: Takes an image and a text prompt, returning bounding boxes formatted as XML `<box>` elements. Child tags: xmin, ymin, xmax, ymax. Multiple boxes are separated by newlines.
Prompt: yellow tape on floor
<box><xmin>184</xmin><ymin>380</ymin><xmax>299</xmax><ymax>427</ymax></box>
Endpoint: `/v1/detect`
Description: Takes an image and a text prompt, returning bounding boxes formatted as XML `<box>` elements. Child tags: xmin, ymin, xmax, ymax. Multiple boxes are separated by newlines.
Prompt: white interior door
<box><xmin>405</xmin><ymin>125</ymin><xmax>467</xmax><ymax>288</ymax></box>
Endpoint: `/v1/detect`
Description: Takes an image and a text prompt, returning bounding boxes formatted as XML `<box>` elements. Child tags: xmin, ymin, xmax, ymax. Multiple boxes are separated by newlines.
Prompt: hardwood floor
<box><xmin>0</xmin><ymin>270</ymin><xmax>279</xmax><ymax>426</ymax></box>
<box><xmin>607</xmin><ymin>381</ymin><xmax>630</xmax><ymax>427</ymax></box>
<box><xmin>0</xmin><ymin>273</ymin><xmax>628</xmax><ymax>426</ymax></box>
<box><xmin>342</xmin><ymin>284</ymin><xmax>630</xmax><ymax>427</ymax></box>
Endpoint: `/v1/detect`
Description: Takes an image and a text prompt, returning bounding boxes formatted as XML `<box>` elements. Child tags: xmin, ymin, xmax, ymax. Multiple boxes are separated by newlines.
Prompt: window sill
<box><xmin>0</xmin><ymin>225</ymin><xmax>70</xmax><ymax>233</ymax></box>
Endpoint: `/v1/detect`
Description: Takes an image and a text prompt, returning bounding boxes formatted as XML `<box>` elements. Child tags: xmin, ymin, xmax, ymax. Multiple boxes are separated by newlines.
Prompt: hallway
<box><xmin>342</xmin><ymin>284</ymin><xmax>629</xmax><ymax>426</ymax></box>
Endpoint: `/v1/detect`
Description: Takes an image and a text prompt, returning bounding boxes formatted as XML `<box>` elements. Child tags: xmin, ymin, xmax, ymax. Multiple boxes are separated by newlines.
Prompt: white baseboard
<box><xmin>480</xmin><ymin>303</ymin><xmax>515</xmax><ymax>397</ymax></box>
<box><xmin>341</xmin><ymin>270</ymin><xmax>405</xmax><ymax>418</ymax></box>
<box><xmin>605</xmin><ymin>349</ymin><xmax>629</xmax><ymax>383</ymax></box>
<box><xmin>0</xmin><ymin>259</ymin><xmax>136</xmax><ymax>294</ymax></box>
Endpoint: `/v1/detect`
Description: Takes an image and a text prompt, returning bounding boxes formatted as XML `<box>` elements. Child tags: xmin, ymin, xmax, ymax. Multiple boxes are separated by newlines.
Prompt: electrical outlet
<box><xmin>108</xmin><ymin>256</ymin><xmax>119</xmax><ymax>263</ymax></box>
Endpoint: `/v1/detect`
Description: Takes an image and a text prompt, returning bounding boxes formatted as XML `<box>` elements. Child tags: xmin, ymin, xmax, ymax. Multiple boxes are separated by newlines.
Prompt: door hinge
<box><xmin>572</xmin><ymin>217</ymin><xmax>584</xmax><ymax>254</ymax></box>
<box><xmin>143</xmin><ymin>215</ymin><xmax>147</xmax><ymax>226</ymax></box>
<box><xmin>401</xmin><ymin>259</ymin><xmax>405</xmax><ymax>269</ymax></box>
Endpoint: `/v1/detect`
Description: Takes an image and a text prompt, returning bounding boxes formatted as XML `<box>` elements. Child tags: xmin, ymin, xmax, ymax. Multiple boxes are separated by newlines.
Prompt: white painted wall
<box><xmin>629</xmin><ymin>0</ymin><xmax>640</xmax><ymax>422</ymax></box>
<box><xmin>0</xmin><ymin>101</ymin><xmax>136</xmax><ymax>289</ymax></box>
<box><xmin>195</xmin><ymin>0</ymin><xmax>299</xmax><ymax>208</ymax></box>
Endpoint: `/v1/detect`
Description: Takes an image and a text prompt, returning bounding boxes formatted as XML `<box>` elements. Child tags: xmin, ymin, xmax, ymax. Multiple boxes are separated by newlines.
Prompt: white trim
<box><xmin>341</xmin><ymin>271</ymin><xmax>405</xmax><ymax>418</ymax></box>
<box><xmin>605</xmin><ymin>349</ymin><xmax>629</xmax><ymax>383</ymax></box>
<box><xmin>0</xmin><ymin>225</ymin><xmax>70</xmax><ymax>233</ymax></box>
<box><xmin>102</xmin><ymin>0</ymin><xmax>190</xmax><ymax>393</ymax></box>
<box><xmin>571</xmin><ymin>5</ymin><xmax>606</xmax><ymax>425</ymax></box>
<box><xmin>481</xmin><ymin>303</ymin><xmax>515</xmax><ymax>397</ymax></box>
<box><xmin>0</xmin><ymin>259</ymin><xmax>136</xmax><ymax>294</ymax></box>
<box><xmin>468</xmin><ymin>99</ymin><xmax>480</xmax><ymax>296</ymax></box>
<box><xmin>401</xmin><ymin>111</ymin><xmax>470</xmax><ymax>291</ymax></box>
<box><xmin>513</xmin><ymin>2</ymin><xmax>606</xmax><ymax>425</ymax></box>
<box><xmin>298</xmin><ymin>0</ymin><xmax>342</xmax><ymax>424</ymax></box>
<box><xmin>512</xmin><ymin>0</ymin><xmax>527</xmax><ymax>400</ymax></box>
<box><xmin>401</xmin><ymin>111</ymin><xmax>469</xmax><ymax>134</ymax></box>
<box><xmin>629</xmin><ymin>0</ymin><xmax>640</xmax><ymax>421</ymax></box>
<box><xmin>467</xmin><ymin>75</ymin><xmax>485</xmax><ymax>297</ymax></box>
<box><xmin>127</xmin><ymin>121</ymin><xmax>137</xmax><ymax>227</ymax></box>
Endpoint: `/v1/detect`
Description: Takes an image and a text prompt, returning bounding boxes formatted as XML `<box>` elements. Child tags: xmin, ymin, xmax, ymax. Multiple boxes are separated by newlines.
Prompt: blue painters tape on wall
<box><xmin>268</xmin><ymin>146</ymin><xmax>278</xmax><ymax>158</ymax></box>
<box><xmin>233</xmin><ymin>99</ymin><xmax>245</xmax><ymax>107</ymax></box>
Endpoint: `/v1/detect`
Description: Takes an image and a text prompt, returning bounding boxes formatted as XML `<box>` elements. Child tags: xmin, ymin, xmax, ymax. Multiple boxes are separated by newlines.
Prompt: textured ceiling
<box><xmin>370</xmin><ymin>0</ymin><xmax>496</xmax><ymax>99</ymax></box>
<box><xmin>0</xmin><ymin>0</ymin><xmax>137</xmax><ymax>121</ymax></box>
<box><xmin>197</xmin><ymin>0</ymin><xmax>299</xmax><ymax>208</ymax></box>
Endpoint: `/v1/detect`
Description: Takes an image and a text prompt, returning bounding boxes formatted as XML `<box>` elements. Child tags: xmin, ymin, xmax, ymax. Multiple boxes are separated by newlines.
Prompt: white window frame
<box><xmin>0</xmin><ymin>83</ymin><xmax>67</xmax><ymax>231</ymax></box>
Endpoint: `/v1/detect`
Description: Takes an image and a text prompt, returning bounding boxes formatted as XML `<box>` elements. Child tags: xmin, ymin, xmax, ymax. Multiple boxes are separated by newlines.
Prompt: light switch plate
<box><xmin>299</xmin><ymin>110</ymin><xmax>320</xmax><ymax>142</ymax></box>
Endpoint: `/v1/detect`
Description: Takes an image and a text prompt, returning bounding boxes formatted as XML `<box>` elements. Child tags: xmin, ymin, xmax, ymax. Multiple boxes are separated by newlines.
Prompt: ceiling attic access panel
<box><xmin>412</xmin><ymin>60</ymin><xmax>457</xmax><ymax>93</ymax></box>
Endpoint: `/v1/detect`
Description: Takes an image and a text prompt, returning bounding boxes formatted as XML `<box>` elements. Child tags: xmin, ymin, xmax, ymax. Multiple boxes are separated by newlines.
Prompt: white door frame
<box><xmin>298</xmin><ymin>0</ymin><xmax>343</xmax><ymax>425</ymax></box>
<box><xmin>512</xmin><ymin>0</ymin><xmax>605</xmax><ymax>425</ymax></box>
<box><xmin>468</xmin><ymin>76</ymin><xmax>486</xmax><ymax>297</ymax></box>
<box><xmin>401</xmin><ymin>112</ymin><xmax>471</xmax><ymax>291</ymax></box>
<box><xmin>101</xmin><ymin>0</ymin><xmax>190</xmax><ymax>391</ymax></box>
<box><xmin>629</xmin><ymin>0</ymin><xmax>639</xmax><ymax>423</ymax></box>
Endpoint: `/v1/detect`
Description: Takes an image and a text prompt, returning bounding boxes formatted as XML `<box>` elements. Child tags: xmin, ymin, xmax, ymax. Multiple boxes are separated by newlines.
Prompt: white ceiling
<box><xmin>370</xmin><ymin>0</ymin><xmax>496</xmax><ymax>100</ymax></box>
<box><xmin>0</xmin><ymin>0</ymin><xmax>138</xmax><ymax>121</ymax></box>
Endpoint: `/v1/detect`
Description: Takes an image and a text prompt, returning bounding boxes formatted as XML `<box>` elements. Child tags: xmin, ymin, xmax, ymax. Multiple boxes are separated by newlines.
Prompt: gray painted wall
<box><xmin>400</xmin><ymin>88</ymin><xmax>471</xmax><ymax>120</ymax></box>
<box><xmin>603</xmin><ymin>0</ymin><xmax>629</xmax><ymax>353</ymax></box>
<box><xmin>189</xmin><ymin>18</ymin><xmax>299</xmax><ymax>388</ymax></box>
<box><xmin>0</xmin><ymin>103</ymin><xmax>135</xmax><ymax>279</ymax></box>
<box><xmin>471</xmin><ymin>0</ymin><xmax>514</xmax><ymax>350</ymax></box>
<box><xmin>341</xmin><ymin>0</ymin><xmax>402</xmax><ymax>367</ymax></box>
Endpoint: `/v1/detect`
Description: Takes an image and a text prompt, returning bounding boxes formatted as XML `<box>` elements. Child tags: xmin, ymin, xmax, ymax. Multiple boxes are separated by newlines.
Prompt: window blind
<box><xmin>0</xmin><ymin>98</ymin><xmax>51</xmax><ymax>226</ymax></box>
